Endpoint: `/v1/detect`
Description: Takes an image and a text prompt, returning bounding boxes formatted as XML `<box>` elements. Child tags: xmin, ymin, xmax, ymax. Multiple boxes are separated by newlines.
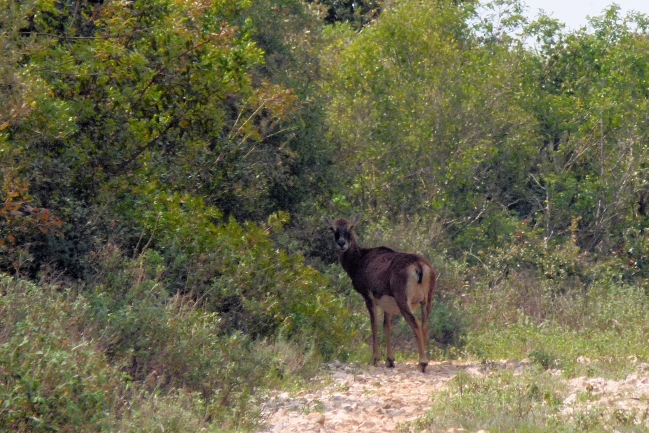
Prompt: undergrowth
<box><xmin>3</xmin><ymin>217</ymin><xmax>649</xmax><ymax>431</ymax></box>
<box><xmin>0</xmin><ymin>235</ymin><xmax>362</xmax><ymax>432</ymax></box>
<box><xmin>317</xmin><ymin>216</ymin><xmax>649</xmax><ymax>374</ymax></box>
<box><xmin>0</xmin><ymin>274</ymin><xmax>274</xmax><ymax>431</ymax></box>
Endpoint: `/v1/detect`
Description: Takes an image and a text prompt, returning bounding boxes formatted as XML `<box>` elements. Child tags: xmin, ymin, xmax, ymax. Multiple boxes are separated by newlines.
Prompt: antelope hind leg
<box><xmin>420</xmin><ymin>300</ymin><xmax>430</xmax><ymax>353</ymax></box>
<box><xmin>383</xmin><ymin>312</ymin><xmax>395</xmax><ymax>367</ymax></box>
<box><xmin>399</xmin><ymin>304</ymin><xmax>429</xmax><ymax>372</ymax></box>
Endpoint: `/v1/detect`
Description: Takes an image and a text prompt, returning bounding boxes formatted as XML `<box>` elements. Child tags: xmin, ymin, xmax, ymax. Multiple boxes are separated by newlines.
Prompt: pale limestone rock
<box><xmin>625</xmin><ymin>373</ymin><xmax>639</xmax><ymax>385</ymax></box>
<box><xmin>564</xmin><ymin>393</ymin><xmax>578</xmax><ymax>405</ymax></box>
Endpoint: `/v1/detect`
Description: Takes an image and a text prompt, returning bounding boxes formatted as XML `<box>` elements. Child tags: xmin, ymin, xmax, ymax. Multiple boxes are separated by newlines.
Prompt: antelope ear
<box><xmin>350</xmin><ymin>213</ymin><xmax>362</xmax><ymax>228</ymax></box>
<box><xmin>323</xmin><ymin>216</ymin><xmax>334</xmax><ymax>230</ymax></box>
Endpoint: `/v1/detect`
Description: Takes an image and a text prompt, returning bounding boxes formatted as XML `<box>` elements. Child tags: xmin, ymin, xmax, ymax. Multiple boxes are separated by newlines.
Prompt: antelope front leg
<box><xmin>364</xmin><ymin>297</ymin><xmax>381</xmax><ymax>366</ymax></box>
<box><xmin>383</xmin><ymin>312</ymin><xmax>395</xmax><ymax>368</ymax></box>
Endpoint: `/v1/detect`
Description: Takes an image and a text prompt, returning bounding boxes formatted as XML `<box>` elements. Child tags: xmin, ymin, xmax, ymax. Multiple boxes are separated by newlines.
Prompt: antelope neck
<box><xmin>339</xmin><ymin>242</ymin><xmax>362</xmax><ymax>276</ymax></box>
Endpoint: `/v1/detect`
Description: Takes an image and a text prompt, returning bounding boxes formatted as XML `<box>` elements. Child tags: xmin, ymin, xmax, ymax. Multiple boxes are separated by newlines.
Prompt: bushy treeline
<box><xmin>324</xmin><ymin>0</ymin><xmax>649</xmax><ymax>265</ymax></box>
<box><xmin>2</xmin><ymin>0</ymin><xmax>649</xmax><ymax>430</ymax></box>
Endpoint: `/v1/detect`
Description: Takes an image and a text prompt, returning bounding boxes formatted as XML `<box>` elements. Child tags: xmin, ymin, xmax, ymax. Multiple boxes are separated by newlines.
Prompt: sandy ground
<box><xmin>258</xmin><ymin>359</ymin><xmax>649</xmax><ymax>433</ymax></box>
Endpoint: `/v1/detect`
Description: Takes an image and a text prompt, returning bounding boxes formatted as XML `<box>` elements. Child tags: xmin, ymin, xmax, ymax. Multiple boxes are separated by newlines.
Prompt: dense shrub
<box><xmin>98</xmin><ymin>191</ymin><xmax>362</xmax><ymax>359</ymax></box>
<box><xmin>83</xmin><ymin>213</ymin><xmax>362</xmax><ymax>392</ymax></box>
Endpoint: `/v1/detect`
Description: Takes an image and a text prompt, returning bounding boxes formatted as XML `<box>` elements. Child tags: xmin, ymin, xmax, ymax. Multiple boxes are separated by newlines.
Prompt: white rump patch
<box><xmin>374</xmin><ymin>295</ymin><xmax>401</xmax><ymax>315</ymax></box>
<box><xmin>406</xmin><ymin>264</ymin><xmax>429</xmax><ymax>306</ymax></box>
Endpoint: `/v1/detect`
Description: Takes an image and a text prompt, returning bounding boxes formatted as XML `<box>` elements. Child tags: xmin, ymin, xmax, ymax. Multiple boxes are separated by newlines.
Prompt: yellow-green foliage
<box><xmin>108</xmin><ymin>187</ymin><xmax>362</xmax><ymax>358</ymax></box>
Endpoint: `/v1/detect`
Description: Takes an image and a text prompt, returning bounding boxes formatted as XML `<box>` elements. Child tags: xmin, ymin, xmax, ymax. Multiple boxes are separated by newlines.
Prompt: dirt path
<box><xmin>258</xmin><ymin>360</ymin><xmax>520</xmax><ymax>433</ymax></box>
<box><xmin>258</xmin><ymin>360</ymin><xmax>649</xmax><ymax>433</ymax></box>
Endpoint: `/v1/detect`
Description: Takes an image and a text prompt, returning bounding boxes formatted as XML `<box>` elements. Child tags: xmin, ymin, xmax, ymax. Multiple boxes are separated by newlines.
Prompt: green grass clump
<box><xmin>412</xmin><ymin>369</ymin><xmax>565</xmax><ymax>432</ymax></box>
<box><xmin>0</xmin><ymin>278</ymin><xmax>115</xmax><ymax>431</ymax></box>
<box><xmin>411</xmin><ymin>367</ymin><xmax>649</xmax><ymax>433</ymax></box>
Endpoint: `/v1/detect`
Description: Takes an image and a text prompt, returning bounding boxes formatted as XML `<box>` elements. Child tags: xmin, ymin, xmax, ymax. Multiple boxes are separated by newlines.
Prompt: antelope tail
<box><xmin>415</xmin><ymin>264</ymin><xmax>424</xmax><ymax>284</ymax></box>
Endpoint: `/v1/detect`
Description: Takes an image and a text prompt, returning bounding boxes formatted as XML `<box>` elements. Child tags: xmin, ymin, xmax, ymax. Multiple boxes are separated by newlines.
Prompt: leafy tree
<box><xmin>1</xmin><ymin>0</ymin><xmax>298</xmax><ymax>274</ymax></box>
<box><xmin>243</xmin><ymin>0</ymin><xmax>337</xmax><ymax>217</ymax></box>
<box><xmin>1</xmin><ymin>0</ymin><xmax>65</xmax><ymax>270</ymax></box>
<box><xmin>529</xmin><ymin>6</ymin><xmax>649</xmax><ymax>253</ymax></box>
<box><xmin>322</xmin><ymin>0</ymin><xmax>538</xmax><ymax>252</ymax></box>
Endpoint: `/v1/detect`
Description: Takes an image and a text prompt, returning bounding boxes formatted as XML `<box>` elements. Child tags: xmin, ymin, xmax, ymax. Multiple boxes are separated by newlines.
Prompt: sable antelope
<box><xmin>325</xmin><ymin>215</ymin><xmax>436</xmax><ymax>372</ymax></box>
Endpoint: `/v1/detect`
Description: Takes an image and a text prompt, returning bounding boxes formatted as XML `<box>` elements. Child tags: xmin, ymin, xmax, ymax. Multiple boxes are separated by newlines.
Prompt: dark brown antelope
<box><xmin>325</xmin><ymin>215</ymin><xmax>436</xmax><ymax>372</ymax></box>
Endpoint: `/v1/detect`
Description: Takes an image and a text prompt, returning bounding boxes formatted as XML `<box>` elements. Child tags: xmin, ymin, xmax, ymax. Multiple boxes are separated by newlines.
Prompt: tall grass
<box><xmin>0</xmin><ymin>274</ymin><xmax>268</xmax><ymax>431</ymax></box>
<box><xmin>460</xmin><ymin>270</ymin><xmax>649</xmax><ymax>378</ymax></box>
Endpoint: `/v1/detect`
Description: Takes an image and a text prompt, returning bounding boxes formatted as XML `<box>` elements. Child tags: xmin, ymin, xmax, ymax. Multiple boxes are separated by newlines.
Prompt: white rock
<box><xmin>564</xmin><ymin>393</ymin><xmax>578</xmax><ymax>405</ymax></box>
<box><xmin>332</xmin><ymin>371</ymin><xmax>350</xmax><ymax>380</ymax></box>
<box><xmin>625</xmin><ymin>374</ymin><xmax>639</xmax><ymax>385</ymax></box>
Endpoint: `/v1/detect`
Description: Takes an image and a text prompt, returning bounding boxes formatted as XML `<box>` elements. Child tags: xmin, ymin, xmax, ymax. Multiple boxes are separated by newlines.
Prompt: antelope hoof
<box><xmin>386</xmin><ymin>358</ymin><xmax>395</xmax><ymax>368</ymax></box>
<box><xmin>419</xmin><ymin>362</ymin><xmax>428</xmax><ymax>373</ymax></box>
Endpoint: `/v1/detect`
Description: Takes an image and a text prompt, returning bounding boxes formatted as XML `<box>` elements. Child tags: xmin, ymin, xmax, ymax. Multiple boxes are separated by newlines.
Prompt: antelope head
<box><xmin>324</xmin><ymin>214</ymin><xmax>361</xmax><ymax>252</ymax></box>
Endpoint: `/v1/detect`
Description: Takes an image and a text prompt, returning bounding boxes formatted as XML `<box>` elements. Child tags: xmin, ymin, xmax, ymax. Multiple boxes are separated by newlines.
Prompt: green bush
<box><xmin>529</xmin><ymin>349</ymin><xmax>558</xmax><ymax>370</ymax></box>
<box><xmin>429</xmin><ymin>299</ymin><xmax>466</xmax><ymax>347</ymax></box>
<box><xmin>84</xmin><ymin>243</ymin><xmax>344</xmax><ymax>419</ymax></box>
<box><xmin>89</xmin><ymin>184</ymin><xmax>362</xmax><ymax>360</ymax></box>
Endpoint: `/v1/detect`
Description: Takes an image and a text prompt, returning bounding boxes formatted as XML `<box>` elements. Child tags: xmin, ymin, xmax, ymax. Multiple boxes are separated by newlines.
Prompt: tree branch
<box><xmin>109</xmin><ymin>119</ymin><xmax>177</xmax><ymax>175</ymax></box>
